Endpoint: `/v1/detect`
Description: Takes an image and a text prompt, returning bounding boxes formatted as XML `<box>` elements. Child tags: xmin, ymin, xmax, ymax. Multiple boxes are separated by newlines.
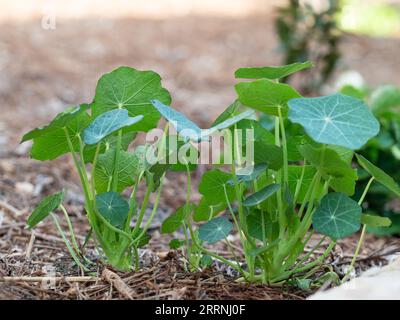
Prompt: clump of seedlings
<box><xmin>23</xmin><ymin>62</ymin><xmax>398</xmax><ymax>286</ymax></box>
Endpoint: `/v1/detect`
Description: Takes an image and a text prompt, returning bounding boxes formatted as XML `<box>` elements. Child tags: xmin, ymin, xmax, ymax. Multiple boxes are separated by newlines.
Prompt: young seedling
<box><xmin>154</xmin><ymin>61</ymin><xmax>398</xmax><ymax>285</ymax></box>
<box><xmin>23</xmin><ymin>67</ymin><xmax>171</xmax><ymax>271</ymax></box>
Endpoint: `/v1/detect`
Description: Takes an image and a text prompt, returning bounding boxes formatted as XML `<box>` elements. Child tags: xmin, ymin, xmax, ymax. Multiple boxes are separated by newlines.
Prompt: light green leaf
<box><xmin>151</xmin><ymin>99</ymin><xmax>254</xmax><ymax>142</ymax></box>
<box><xmin>199</xmin><ymin>169</ymin><xmax>235</xmax><ymax>205</ymax></box>
<box><xmin>355</xmin><ymin>153</ymin><xmax>400</xmax><ymax>196</ymax></box>
<box><xmin>243</xmin><ymin>184</ymin><xmax>280</xmax><ymax>207</ymax></box>
<box><xmin>169</xmin><ymin>239</ymin><xmax>185</xmax><ymax>249</ymax></box>
<box><xmin>83</xmin><ymin>132</ymin><xmax>136</xmax><ymax>163</ymax></box>
<box><xmin>94</xmin><ymin>148</ymin><xmax>140</xmax><ymax>193</ymax></box>
<box><xmin>83</xmin><ymin>109</ymin><xmax>143</xmax><ymax>145</ymax></box>
<box><xmin>235</xmin><ymin>61</ymin><xmax>313</xmax><ymax>80</ymax></box>
<box><xmin>235</xmin><ymin>119</ymin><xmax>275</xmax><ymax>146</ymax></box>
<box><xmin>235</xmin><ymin>79</ymin><xmax>301</xmax><ymax>116</ymax></box>
<box><xmin>193</xmin><ymin>198</ymin><xmax>227</xmax><ymax>222</ymax></box>
<box><xmin>27</xmin><ymin>191</ymin><xmax>64</xmax><ymax>228</ymax></box>
<box><xmin>24</xmin><ymin>105</ymin><xmax>91</xmax><ymax>160</ymax></box>
<box><xmin>96</xmin><ymin>192</ymin><xmax>129</xmax><ymax>228</ymax></box>
<box><xmin>228</xmin><ymin>163</ymin><xmax>267</xmax><ymax>185</ymax></box>
<box><xmin>161</xmin><ymin>204</ymin><xmax>194</xmax><ymax>234</ymax></box>
<box><xmin>312</xmin><ymin>192</ymin><xmax>362</xmax><ymax>240</ymax></box>
<box><xmin>288</xmin><ymin>93</ymin><xmax>380</xmax><ymax>150</ymax></box>
<box><xmin>298</xmin><ymin>144</ymin><xmax>357</xmax><ymax>195</ymax></box>
<box><xmin>361</xmin><ymin>214</ymin><xmax>392</xmax><ymax>227</ymax></box>
<box><xmin>212</xmin><ymin>100</ymin><xmax>243</xmax><ymax>126</ymax></box>
<box><xmin>92</xmin><ymin>66</ymin><xmax>171</xmax><ymax>132</ymax></box>
<box><xmin>198</xmin><ymin>217</ymin><xmax>233</xmax><ymax>244</ymax></box>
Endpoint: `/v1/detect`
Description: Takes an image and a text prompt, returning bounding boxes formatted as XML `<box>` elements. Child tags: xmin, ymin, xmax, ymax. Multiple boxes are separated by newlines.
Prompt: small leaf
<box><xmin>24</xmin><ymin>105</ymin><xmax>91</xmax><ymax>160</ymax></box>
<box><xmin>243</xmin><ymin>184</ymin><xmax>280</xmax><ymax>207</ymax></box>
<box><xmin>199</xmin><ymin>169</ymin><xmax>235</xmax><ymax>205</ymax></box>
<box><xmin>200</xmin><ymin>255</ymin><xmax>213</xmax><ymax>268</ymax></box>
<box><xmin>228</xmin><ymin>163</ymin><xmax>267</xmax><ymax>185</ymax></box>
<box><xmin>96</xmin><ymin>192</ymin><xmax>129</xmax><ymax>228</ymax></box>
<box><xmin>132</xmin><ymin>228</ymin><xmax>151</xmax><ymax>248</ymax></box>
<box><xmin>27</xmin><ymin>191</ymin><xmax>64</xmax><ymax>228</ymax></box>
<box><xmin>83</xmin><ymin>109</ymin><xmax>143</xmax><ymax>145</ymax></box>
<box><xmin>212</xmin><ymin>100</ymin><xmax>243</xmax><ymax>126</ymax></box>
<box><xmin>193</xmin><ymin>198</ymin><xmax>227</xmax><ymax>222</ymax></box>
<box><xmin>161</xmin><ymin>204</ymin><xmax>194</xmax><ymax>234</ymax></box>
<box><xmin>94</xmin><ymin>149</ymin><xmax>141</xmax><ymax>193</ymax></box>
<box><xmin>169</xmin><ymin>239</ymin><xmax>185</xmax><ymax>249</ymax></box>
<box><xmin>235</xmin><ymin>79</ymin><xmax>301</xmax><ymax>116</ymax></box>
<box><xmin>198</xmin><ymin>217</ymin><xmax>233</xmax><ymax>244</ymax></box>
<box><xmin>355</xmin><ymin>153</ymin><xmax>400</xmax><ymax>196</ymax></box>
<box><xmin>288</xmin><ymin>93</ymin><xmax>380</xmax><ymax>150</ymax></box>
<box><xmin>235</xmin><ymin>61</ymin><xmax>313</xmax><ymax>80</ymax></box>
<box><xmin>92</xmin><ymin>66</ymin><xmax>171</xmax><ymax>132</ymax></box>
<box><xmin>361</xmin><ymin>214</ymin><xmax>392</xmax><ymax>227</ymax></box>
<box><xmin>312</xmin><ymin>192</ymin><xmax>362</xmax><ymax>240</ymax></box>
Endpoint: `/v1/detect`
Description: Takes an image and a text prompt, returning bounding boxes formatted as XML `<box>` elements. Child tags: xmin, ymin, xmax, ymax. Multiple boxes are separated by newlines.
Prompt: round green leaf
<box><xmin>198</xmin><ymin>217</ymin><xmax>233</xmax><ymax>244</ymax></box>
<box><xmin>27</xmin><ymin>191</ymin><xmax>64</xmax><ymax>228</ymax></box>
<box><xmin>84</xmin><ymin>109</ymin><xmax>143</xmax><ymax>145</ymax></box>
<box><xmin>288</xmin><ymin>93</ymin><xmax>380</xmax><ymax>150</ymax></box>
<box><xmin>199</xmin><ymin>169</ymin><xmax>235</xmax><ymax>205</ymax></box>
<box><xmin>96</xmin><ymin>192</ymin><xmax>129</xmax><ymax>228</ymax></box>
<box><xmin>313</xmin><ymin>192</ymin><xmax>362</xmax><ymax>240</ymax></box>
<box><xmin>370</xmin><ymin>85</ymin><xmax>400</xmax><ymax>114</ymax></box>
<box><xmin>193</xmin><ymin>198</ymin><xmax>227</xmax><ymax>222</ymax></box>
<box><xmin>92</xmin><ymin>66</ymin><xmax>171</xmax><ymax>132</ymax></box>
<box><xmin>235</xmin><ymin>79</ymin><xmax>301</xmax><ymax>116</ymax></box>
<box><xmin>243</xmin><ymin>183</ymin><xmax>280</xmax><ymax>207</ymax></box>
<box><xmin>235</xmin><ymin>61</ymin><xmax>313</xmax><ymax>80</ymax></box>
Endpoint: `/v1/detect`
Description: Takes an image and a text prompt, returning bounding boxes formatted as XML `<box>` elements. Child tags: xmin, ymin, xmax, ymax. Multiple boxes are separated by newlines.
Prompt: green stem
<box><xmin>277</xmin><ymin>107</ymin><xmax>288</xmax><ymax>184</ymax></box>
<box><xmin>132</xmin><ymin>179</ymin><xmax>153</xmax><ymax>235</ymax></box>
<box><xmin>60</xmin><ymin>204</ymin><xmax>80</xmax><ymax>253</ymax></box>
<box><xmin>111</xmin><ymin>129</ymin><xmax>123</xmax><ymax>192</ymax></box>
<box><xmin>341</xmin><ymin>177</ymin><xmax>375</xmax><ymax>283</ymax></box>
<box><xmin>51</xmin><ymin>213</ymin><xmax>88</xmax><ymax>271</ymax></box>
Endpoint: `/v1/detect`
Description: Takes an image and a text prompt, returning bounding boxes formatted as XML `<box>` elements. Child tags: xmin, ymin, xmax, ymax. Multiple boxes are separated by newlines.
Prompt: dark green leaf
<box><xmin>27</xmin><ymin>191</ymin><xmax>64</xmax><ymax>228</ymax></box>
<box><xmin>161</xmin><ymin>204</ymin><xmax>194</xmax><ymax>234</ymax></box>
<box><xmin>243</xmin><ymin>184</ymin><xmax>280</xmax><ymax>207</ymax></box>
<box><xmin>313</xmin><ymin>192</ymin><xmax>362</xmax><ymax>240</ymax></box>
<box><xmin>253</xmin><ymin>142</ymin><xmax>283</xmax><ymax>171</ymax></box>
<box><xmin>193</xmin><ymin>198</ymin><xmax>227</xmax><ymax>222</ymax></box>
<box><xmin>198</xmin><ymin>217</ymin><xmax>233</xmax><ymax>244</ymax></box>
<box><xmin>96</xmin><ymin>192</ymin><xmax>129</xmax><ymax>228</ymax></box>
<box><xmin>199</xmin><ymin>169</ymin><xmax>235</xmax><ymax>205</ymax></box>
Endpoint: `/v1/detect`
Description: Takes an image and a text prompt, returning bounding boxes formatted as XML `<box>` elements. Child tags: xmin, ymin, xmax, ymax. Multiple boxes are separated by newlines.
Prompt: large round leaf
<box><xmin>27</xmin><ymin>191</ymin><xmax>64</xmax><ymax>228</ymax></box>
<box><xmin>288</xmin><ymin>93</ymin><xmax>380</xmax><ymax>150</ymax></box>
<box><xmin>312</xmin><ymin>192</ymin><xmax>362</xmax><ymax>240</ymax></box>
<box><xmin>83</xmin><ymin>109</ymin><xmax>143</xmax><ymax>145</ymax></box>
<box><xmin>92</xmin><ymin>67</ymin><xmax>171</xmax><ymax>132</ymax></box>
<box><xmin>96</xmin><ymin>192</ymin><xmax>129</xmax><ymax>228</ymax></box>
<box><xmin>198</xmin><ymin>217</ymin><xmax>233</xmax><ymax>244</ymax></box>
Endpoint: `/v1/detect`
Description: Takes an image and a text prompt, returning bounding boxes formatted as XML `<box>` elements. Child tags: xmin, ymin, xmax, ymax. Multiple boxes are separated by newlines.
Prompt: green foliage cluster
<box><xmin>23</xmin><ymin>62</ymin><xmax>398</xmax><ymax>286</ymax></box>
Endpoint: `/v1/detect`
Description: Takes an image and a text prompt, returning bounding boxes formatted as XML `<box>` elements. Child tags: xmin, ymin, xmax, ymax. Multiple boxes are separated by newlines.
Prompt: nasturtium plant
<box><xmin>23</xmin><ymin>66</ymin><xmax>171</xmax><ymax>271</ymax></box>
<box><xmin>155</xmin><ymin>61</ymin><xmax>395</xmax><ymax>285</ymax></box>
<box><xmin>22</xmin><ymin>62</ymin><xmax>399</xmax><ymax>286</ymax></box>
